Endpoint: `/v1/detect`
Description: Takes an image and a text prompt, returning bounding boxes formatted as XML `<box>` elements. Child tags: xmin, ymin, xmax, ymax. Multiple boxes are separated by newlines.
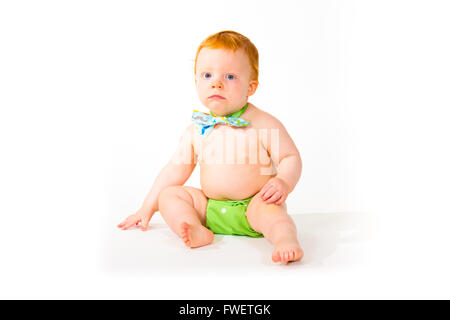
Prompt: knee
<box><xmin>266</xmin><ymin>203</ymin><xmax>282</xmax><ymax>214</ymax></box>
<box><xmin>262</xmin><ymin>202</ymin><xmax>287</xmax><ymax>216</ymax></box>
<box><xmin>158</xmin><ymin>186</ymin><xmax>188</xmax><ymax>207</ymax></box>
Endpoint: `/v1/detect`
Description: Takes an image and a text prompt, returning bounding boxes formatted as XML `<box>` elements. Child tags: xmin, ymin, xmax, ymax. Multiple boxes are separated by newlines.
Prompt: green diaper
<box><xmin>205</xmin><ymin>196</ymin><xmax>263</xmax><ymax>238</ymax></box>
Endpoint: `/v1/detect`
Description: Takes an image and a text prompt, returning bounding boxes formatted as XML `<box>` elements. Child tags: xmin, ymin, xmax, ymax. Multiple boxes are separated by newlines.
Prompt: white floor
<box><xmin>99</xmin><ymin>207</ymin><xmax>450</xmax><ymax>300</ymax></box>
<box><xmin>104</xmin><ymin>212</ymin><xmax>373</xmax><ymax>274</ymax></box>
<box><xmin>2</xmin><ymin>207</ymin><xmax>448</xmax><ymax>299</ymax></box>
<box><xmin>98</xmin><ymin>211</ymin><xmax>381</xmax><ymax>299</ymax></box>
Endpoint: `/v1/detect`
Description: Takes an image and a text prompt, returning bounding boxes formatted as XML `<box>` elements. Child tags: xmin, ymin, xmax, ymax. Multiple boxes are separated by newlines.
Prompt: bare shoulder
<box><xmin>170</xmin><ymin>123</ymin><xmax>196</xmax><ymax>165</ymax></box>
<box><xmin>246</xmin><ymin>103</ymin><xmax>287</xmax><ymax>131</ymax></box>
<box><xmin>183</xmin><ymin>122</ymin><xmax>203</xmax><ymax>156</ymax></box>
<box><xmin>177</xmin><ymin>123</ymin><xmax>196</xmax><ymax>146</ymax></box>
<box><xmin>177</xmin><ymin>122</ymin><xmax>195</xmax><ymax>138</ymax></box>
<box><xmin>246</xmin><ymin>104</ymin><xmax>299</xmax><ymax>157</ymax></box>
<box><xmin>183</xmin><ymin>122</ymin><xmax>195</xmax><ymax>135</ymax></box>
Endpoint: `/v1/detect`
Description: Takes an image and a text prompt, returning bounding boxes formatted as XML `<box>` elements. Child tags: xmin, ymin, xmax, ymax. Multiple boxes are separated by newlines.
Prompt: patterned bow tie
<box><xmin>191</xmin><ymin>104</ymin><xmax>250</xmax><ymax>137</ymax></box>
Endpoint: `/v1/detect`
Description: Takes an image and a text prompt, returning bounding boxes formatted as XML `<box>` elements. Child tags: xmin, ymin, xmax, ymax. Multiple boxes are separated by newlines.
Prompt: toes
<box><xmin>180</xmin><ymin>222</ymin><xmax>191</xmax><ymax>246</ymax></box>
<box><xmin>273</xmin><ymin>248</ymin><xmax>304</xmax><ymax>263</ymax></box>
<box><xmin>272</xmin><ymin>250</ymin><xmax>292</xmax><ymax>263</ymax></box>
<box><xmin>180</xmin><ymin>222</ymin><xmax>189</xmax><ymax>236</ymax></box>
<box><xmin>183</xmin><ymin>237</ymin><xmax>191</xmax><ymax>247</ymax></box>
<box><xmin>180</xmin><ymin>222</ymin><xmax>189</xmax><ymax>232</ymax></box>
<box><xmin>272</xmin><ymin>251</ymin><xmax>281</xmax><ymax>263</ymax></box>
<box><xmin>289</xmin><ymin>250</ymin><xmax>294</xmax><ymax>261</ymax></box>
<box><xmin>290</xmin><ymin>248</ymin><xmax>303</xmax><ymax>262</ymax></box>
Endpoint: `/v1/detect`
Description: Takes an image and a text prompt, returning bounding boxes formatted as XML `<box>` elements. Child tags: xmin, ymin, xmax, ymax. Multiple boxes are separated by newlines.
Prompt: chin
<box><xmin>207</xmin><ymin>103</ymin><xmax>229</xmax><ymax>114</ymax></box>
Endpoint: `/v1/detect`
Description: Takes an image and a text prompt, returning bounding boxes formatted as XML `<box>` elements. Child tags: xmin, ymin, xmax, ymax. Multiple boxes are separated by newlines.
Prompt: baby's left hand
<box><xmin>260</xmin><ymin>177</ymin><xmax>290</xmax><ymax>205</ymax></box>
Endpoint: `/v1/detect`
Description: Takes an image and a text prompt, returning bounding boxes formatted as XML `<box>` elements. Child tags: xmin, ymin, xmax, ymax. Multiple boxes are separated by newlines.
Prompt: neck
<box><xmin>211</xmin><ymin>103</ymin><xmax>248</xmax><ymax>117</ymax></box>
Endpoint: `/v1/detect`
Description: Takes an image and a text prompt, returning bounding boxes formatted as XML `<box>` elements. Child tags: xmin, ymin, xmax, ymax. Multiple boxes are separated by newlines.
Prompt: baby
<box><xmin>117</xmin><ymin>31</ymin><xmax>304</xmax><ymax>263</ymax></box>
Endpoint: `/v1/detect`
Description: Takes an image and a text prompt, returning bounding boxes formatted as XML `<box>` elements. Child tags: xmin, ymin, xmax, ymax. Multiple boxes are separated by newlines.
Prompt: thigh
<box><xmin>182</xmin><ymin>186</ymin><xmax>209</xmax><ymax>225</ymax></box>
<box><xmin>245</xmin><ymin>191</ymin><xmax>288</xmax><ymax>234</ymax></box>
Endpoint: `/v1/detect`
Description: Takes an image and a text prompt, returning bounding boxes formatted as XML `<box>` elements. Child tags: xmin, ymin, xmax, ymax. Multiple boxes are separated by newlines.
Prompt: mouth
<box><xmin>208</xmin><ymin>95</ymin><xmax>226</xmax><ymax>100</ymax></box>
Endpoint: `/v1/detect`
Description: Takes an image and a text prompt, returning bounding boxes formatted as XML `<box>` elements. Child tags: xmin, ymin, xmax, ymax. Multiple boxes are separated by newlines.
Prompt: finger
<box><xmin>121</xmin><ymin>217</ymin><xmax>139</xmax><ymax>230</ymax></box>
<box><xmin>117</xmin><ymin>220</ymin><xmax>131</xmax><ymax>228</ymax></box>
<box><xmin>275</xmin><ymin>194</ymin><xmax>286</xmax><ymax>205</ymax></box>
<box><xmin>259</xmin><ymin>183</ymin><xmax>272</xmax><ymax>198</ymax></box>
<box><xmin>265</xmin><ymin>192</ymin><xmax>282</xmax><ymax>204</ymax></box>
<box><xmin>121</xmin><ymin>222</ymin><xmax>136</xmax><ymax>230</ymax></box>
<box><xmin>261</xmin><ymin>188</ymin><xmax>275</xmax><ymax>201</ymax></box>
<box><xmin>117</xmin><ymin>215</ymin><xmax>135</xmax><ymax>228</ymax></box>
<box><xmin>261</xmin><ymin>185</ymin><xmax>275</xmax><ymax>200</ymax></box>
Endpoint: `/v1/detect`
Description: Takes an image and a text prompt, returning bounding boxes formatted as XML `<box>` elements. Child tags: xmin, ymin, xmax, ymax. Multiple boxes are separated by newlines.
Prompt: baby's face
<box><xmin>195</xmin><ymin>48</ymin><xmax>258</xmax><ymax>116</ymax></box>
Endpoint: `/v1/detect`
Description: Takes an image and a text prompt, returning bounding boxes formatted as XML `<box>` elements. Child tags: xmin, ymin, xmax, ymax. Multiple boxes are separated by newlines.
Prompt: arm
<box><xmin>138</xmin><ymin>160</ymin><xmax>196</xmax><ymax>214</ymax></box>
<box><xmin>272</xmin><ymin>152</ymin><xmax>302</xmax><ymax>194</ymax></box>
<box><xmin>259</xmin><ymin>117</ymin><xmax>302</xmax><ymax>205</ymax></box>
<box><xmin>118</xmin><ymin>125</ymin><xmax>197</xmax><ymax>230</ymax></box>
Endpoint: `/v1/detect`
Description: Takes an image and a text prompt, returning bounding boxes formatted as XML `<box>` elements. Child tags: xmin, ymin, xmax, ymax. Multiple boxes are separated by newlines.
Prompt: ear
<box><xmin>247</xmin><ymin>80</ymin><xmax>259</xmax><ymax>97</ymax></box>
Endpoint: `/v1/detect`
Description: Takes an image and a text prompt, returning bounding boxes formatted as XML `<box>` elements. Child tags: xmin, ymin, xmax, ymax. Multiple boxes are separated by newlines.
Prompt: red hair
<box><xmin>194</xmin><ymin>30</ymin><xmax>259</xmax><ymax>81</ymax></box>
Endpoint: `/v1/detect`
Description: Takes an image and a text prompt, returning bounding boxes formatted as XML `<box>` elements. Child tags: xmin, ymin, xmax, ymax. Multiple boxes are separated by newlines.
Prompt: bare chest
<box><xmin>192</xmin><ymin>125</ymin><xmax>273</xmax><ymax>166</ymax></box>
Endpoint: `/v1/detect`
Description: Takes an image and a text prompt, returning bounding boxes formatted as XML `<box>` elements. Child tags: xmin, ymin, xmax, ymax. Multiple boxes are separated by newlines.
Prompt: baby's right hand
<box><xmin>117</xmin><ymin>207</ymin><xmax>154</xmax><ymax>231</ymax></box>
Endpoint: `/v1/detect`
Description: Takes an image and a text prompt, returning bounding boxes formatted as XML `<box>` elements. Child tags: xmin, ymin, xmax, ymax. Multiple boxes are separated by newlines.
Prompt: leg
<box><xmin>246</xmin><ymin>192</ymin><xmax>304</xmax><ymax>263</ymax></box>
<box><xmin>158</xmin><ymin>186</ymin><xmax>213</xmax><ymax>248</ymax></box>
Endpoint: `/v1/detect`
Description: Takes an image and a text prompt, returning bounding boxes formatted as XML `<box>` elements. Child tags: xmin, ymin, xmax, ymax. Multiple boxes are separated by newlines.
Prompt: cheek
<box><xmin>228</xmin><ymin>80</ymin><xmax>247</xmax><ymax>95</ymax></box>
<box><xmin>196</xmin><ymin>82</ymin><xmax>208</xmax><ymax>96</ymax></box>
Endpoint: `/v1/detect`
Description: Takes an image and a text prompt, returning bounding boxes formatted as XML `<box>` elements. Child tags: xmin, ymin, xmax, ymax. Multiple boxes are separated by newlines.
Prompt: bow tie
<box><xmin>191</xmin><ymin>104</ymin><xmax>250</xmax><ymax>137</ymax></box>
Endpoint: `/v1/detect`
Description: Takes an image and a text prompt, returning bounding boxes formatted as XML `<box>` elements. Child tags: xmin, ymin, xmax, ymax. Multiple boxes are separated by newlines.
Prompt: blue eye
<box><xmin>203</xmin><ymin>72</ymin><xmax>212</xmax><ymax>79</ymax></box>
<box><xmin>225</xmin><ymin>74</ymin><xmax>236</xmax><ymax>80</ymax></box>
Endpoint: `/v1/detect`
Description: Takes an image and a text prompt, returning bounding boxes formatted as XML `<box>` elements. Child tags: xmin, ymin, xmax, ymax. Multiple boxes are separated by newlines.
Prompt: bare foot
<box><xmin>180</xmin><ymin>222</ymin><xmax>214</xmax><ymax>248</ymax></box>
<box><xmin>272</xmin><ymin>239</ymin><xmax>304</xmax><ymax>263</ymax></box>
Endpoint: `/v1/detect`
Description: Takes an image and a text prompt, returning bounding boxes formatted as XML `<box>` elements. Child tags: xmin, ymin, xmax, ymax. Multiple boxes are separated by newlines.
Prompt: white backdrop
<box><xmin>1</xmin><ymin>0</ymin><xmax>449</xmax><ymax>299</ymax></box>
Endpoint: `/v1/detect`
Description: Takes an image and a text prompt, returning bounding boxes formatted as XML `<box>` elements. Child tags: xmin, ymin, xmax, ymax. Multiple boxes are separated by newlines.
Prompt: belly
<box><xmin>194</xmin><ymin>125</ymin><xmax>276</xmax><ymax>199</ymax></box>
<box><xmin>200</xmin><ymin>164</ymin><xmax>274</xmax><ymax>200</ymax></box>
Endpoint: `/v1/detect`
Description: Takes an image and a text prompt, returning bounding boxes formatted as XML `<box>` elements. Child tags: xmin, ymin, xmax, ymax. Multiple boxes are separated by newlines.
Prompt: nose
<box><xmin>210</xmin><ymin>80</ymin><xmax>223</xmax><ymax>89</ymax></box>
